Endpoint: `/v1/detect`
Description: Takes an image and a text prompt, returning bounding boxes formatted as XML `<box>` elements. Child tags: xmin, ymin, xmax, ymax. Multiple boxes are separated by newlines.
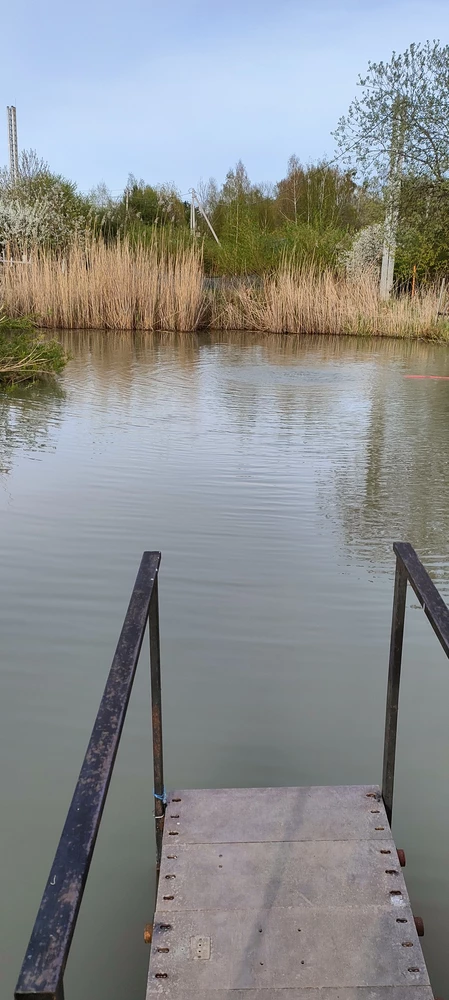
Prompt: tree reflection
<box><xmin>3</xmin><ymin>329</ymin><xmax>448</xmax><ymax>584</ymax></box>
<box><xmin>0</xmin><ymin>382</ymin><xmax>65</xmax><ymax>478</ymax></box>
<box><xmin>204</xmin><ymin>332</ymin><xmax>449</xmax><ymax>578</ymax></box>
<box><xmin>326</xmin><ymin>343</ymin><xmax>449</xmax><ymax>579</ymax></box>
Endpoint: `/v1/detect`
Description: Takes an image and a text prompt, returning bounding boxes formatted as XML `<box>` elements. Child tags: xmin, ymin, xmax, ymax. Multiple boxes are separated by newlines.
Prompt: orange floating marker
<box><xmin>404</xmin><ymin>375</ymin><xmax>449</xmax><ymax>380</ymax></box>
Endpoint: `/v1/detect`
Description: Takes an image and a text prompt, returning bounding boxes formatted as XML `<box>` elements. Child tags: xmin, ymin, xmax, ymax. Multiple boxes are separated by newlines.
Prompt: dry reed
<box><xmin>1</xmin><ymin>240</ymin><xmax>207</xmax><ymax>332</ymax></box>
<box><xmin>212</xmin><ymin>264</ymin><xmax>446</xmax><ymax>339</ymax></box>
<box><xmin>1</xmin><ymin>244</ymin><xmax>447</xmax><ymax>339</ymax></box>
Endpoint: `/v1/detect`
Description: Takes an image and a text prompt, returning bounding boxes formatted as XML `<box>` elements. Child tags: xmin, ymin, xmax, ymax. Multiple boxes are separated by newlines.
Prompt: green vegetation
<box><xmin>2</xmin><ymin>140</ymin><xmax>448</xmax><ymax>286</ymax></box>
<box><xmin>333</xmin><ymin>40</ymin><xmax>449</xmax><ymax>295</ymax></box>
<box><xmin>0</xmin><ymin>318</ymin><xmax>66</xmax><ymax>388</ymax></box>
<box><xmin>103</xmin><ymin>159</ymin><xmax>382</xmax><ymax>276</ymax></box>
<box><xmin>1</xmin><ymin>38</ymin><xmax>449</xmax><ymax>330</ymax></box>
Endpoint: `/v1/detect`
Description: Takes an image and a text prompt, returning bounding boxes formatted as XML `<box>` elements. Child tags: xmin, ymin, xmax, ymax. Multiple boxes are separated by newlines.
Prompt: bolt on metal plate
<box><xmin>190</xmin><ymin>936</ymin><xmax>211</xmax><ymax>960</ymax></box>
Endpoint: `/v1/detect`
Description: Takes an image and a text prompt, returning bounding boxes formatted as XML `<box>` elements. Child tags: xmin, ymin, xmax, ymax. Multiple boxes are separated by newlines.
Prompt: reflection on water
<box><xmin>0</xmin><ymin>381</ymin><xmax>65</xmax><ymax>477</ymax></box>
<box><xmin>1</xmin><ymin>331</ymin><xmax>449</xmax><ymax>999</ymax></box>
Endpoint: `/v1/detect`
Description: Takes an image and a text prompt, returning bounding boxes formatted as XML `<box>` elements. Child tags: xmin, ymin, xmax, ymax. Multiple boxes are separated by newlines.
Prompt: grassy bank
<box><xmin>0</xmin><ymin>316</ymin><xmax>66</xmax><ymax>387</ymax></box>
<box><xmin>1</xmin><ymin>242</ymin><xmax>447</xmax><ymax>340</ymax></box>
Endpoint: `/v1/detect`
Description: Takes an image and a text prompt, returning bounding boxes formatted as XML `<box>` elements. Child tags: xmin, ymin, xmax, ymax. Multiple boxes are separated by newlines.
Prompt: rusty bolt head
<box><xmin>414</xmin><ymin>915</ymin><xmax>425</xmax><ymax>937</ymax></box>
<box><xmin>144</xmin><ymin>923</ymin><xmax>153</xmax><ymax>944</ymax></box>
<box><xmin>397</xmin><ymin>849</ymin><xmax>406</xmax><ymax>867</ymax></box>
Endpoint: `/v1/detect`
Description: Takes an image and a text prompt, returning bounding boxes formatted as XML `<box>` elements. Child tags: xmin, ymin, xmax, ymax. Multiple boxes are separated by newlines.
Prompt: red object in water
<box><xmin>404</xmin><ymin>374</ymin><xmax>449</xmax><ymax>380</ymax></box>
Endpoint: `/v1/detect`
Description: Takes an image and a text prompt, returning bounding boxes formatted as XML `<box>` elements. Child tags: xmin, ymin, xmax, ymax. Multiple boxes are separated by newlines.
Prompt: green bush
<box><xmin>0</xmin><ymin>320</ymin><xmax>67</xmax><ymax>387</ymax></box>
<box><xmin>202</xmin><ymin>220</ymin><xmax>350</xmax><ymax>275</ymax></box>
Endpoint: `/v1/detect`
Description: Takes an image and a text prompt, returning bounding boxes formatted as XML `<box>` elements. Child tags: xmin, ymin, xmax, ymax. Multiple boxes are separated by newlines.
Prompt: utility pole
<box><xmin>189</xmin><ymin>189</ymin><xmax>221</xmax><ymax>245</ymax></box>
<box><xmin>7</xmin><ymin>106</ymin><xmax>19</xmax><ymax>183</ymax></box>
<box><xmin>190</xmin><ymin>191</ymin><xmax>197</xmax><ymax>236</ymax></box>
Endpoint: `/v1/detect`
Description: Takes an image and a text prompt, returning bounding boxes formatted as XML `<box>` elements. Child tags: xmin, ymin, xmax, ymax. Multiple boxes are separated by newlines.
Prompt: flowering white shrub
<box><xmin>0</xmin><ymin>150</ymin><xmax>90</xmax><ymax>253</ymax></box>
<box><xmin>0</xmin><ymin>192</ymin><xmax>86</xmax><ymax>253</ymax></box>
<box><xmin>0</xmin><ymin>198</ymin><xmax>54</xmax><ymax>248</ymax></box>
<box><xmin>341</xmin><ymin>223</ymin><xmax>385</xmax><ymax>279</ymax></box>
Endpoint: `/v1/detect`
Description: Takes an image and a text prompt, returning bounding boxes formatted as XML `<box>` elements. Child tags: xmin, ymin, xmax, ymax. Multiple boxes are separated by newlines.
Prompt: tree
<box><xmin>196</xmin><ymin>178</ymin><xmax>220</xmax><ymax>217</ymax></box>
<box><xmin>395</xmin><ymin>174</ymin><xmax>449</xmax><ymax>280</ymax></box>
<box><xmin>87</xmin><ymin>181</ymin><xmax>116</xmax><ymax>210</ymax></box>
<box><xmin>221</xmin><ymin>160</ymin><xmax>252</xmax><ymax>204</ymax></box>
<box><xmin>216</xmin><ymin>161</ymin><xmax>254</xmax><ymax>246</ymax></box>
<box><xmin>0</xmin><ymin>148</ymin><xmax>92</xmax><ymax>251</ymax></box>
<box><xmin>276</xmin><ymin>157</ymin><xmax>362</xmax><ymax>230</ymax></box>
<box><xmin>341</xmin><ymin>223</ymin><xmax>384</xmax><ymax>280</ymax></box>
<box><xmin>276</xmin><ymin>155</ymin><xmax>300</xmax><ymax>223</ymax></box>
<box><xmin>121</xmin><ymin>176</ymin><xmax>186</xmax><ymax>229</ymax></box>
<box><xmin>0</xmin><ymin>198</ymin><xmax>57</xmax><ymax>252</ymax></box>
<box><xmin>0</xmin><ymin>149</ymin><xmax>48</xmax><ymax>198</ymax></box>
<box><xmin>125</xmin><ymin>177</ymin><xmax>159</xmax><ymax>225</ymax></box>
<box><xmin>333</xmin><ymin>41</ymin><xmax>449</xmax><ymax>296</ymax></box>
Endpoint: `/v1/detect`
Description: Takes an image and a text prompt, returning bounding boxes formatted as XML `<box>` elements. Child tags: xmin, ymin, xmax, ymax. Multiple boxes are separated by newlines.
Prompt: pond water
<box><xmin>1</xmin><ymin>331</ymin><xmax>449</xmax><ymax>998</ymax></box>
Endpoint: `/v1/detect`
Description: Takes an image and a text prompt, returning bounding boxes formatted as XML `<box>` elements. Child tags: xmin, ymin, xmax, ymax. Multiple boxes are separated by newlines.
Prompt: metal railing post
<box><xmin>382</xmin><ymin>554</ymin><xmax>408</xmax><ymax>826</ymax></box>
<box><xmin>14</xmin><ymin>552</ymin><xmax>161</xmax><ymax>1000</ymax></box>
<box><xmin>149</xmin><ymin>575</ymin><xmax>165</xmax><ymax>868</ymax></box>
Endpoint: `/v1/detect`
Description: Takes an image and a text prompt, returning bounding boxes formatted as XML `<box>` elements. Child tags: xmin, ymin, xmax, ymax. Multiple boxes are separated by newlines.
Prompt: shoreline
<box><xmin>2</xmin><ymin>243</ymin><xmax>448</xmax><ymax>342</ymax></box>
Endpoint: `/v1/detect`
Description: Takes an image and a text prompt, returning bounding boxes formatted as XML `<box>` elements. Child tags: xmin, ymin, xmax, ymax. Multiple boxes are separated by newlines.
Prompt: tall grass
<box><xmin>213</xmin><ymin>264</ymin><xmax>446</xmax><ymax>338</ymax></box>
<box><xmin>1</xmin><ymin>241</ymin><xmax>447</xmax><ymax>339</ymax></box>
<box><xmin>1</xmin><ymin>239</ymin><xmax>207</xmax><ymax>332</ymax></box>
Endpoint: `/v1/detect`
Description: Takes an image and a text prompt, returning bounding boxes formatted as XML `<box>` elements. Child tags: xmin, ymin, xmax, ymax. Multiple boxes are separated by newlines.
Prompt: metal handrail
<box><xmin>382</xmin><ymin>542</ymin><xmax>449</xmax><ymax>824</ymax></box>
<box><xmin>15</xmin><ymin>542</ymin><xmax>449</xmax><ymax>997</ymax></box>
<box><xmin>15</xmin><ymin>552</ymin><xmax>164</xmax><ymax>1000</ymax></box>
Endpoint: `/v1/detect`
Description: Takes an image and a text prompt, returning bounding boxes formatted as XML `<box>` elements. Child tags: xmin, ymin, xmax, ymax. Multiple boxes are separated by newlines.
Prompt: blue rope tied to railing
<box><xmin>154</xmin><ymin>788</ymin><xmax>167</xmax><ymax>807</ymax></box>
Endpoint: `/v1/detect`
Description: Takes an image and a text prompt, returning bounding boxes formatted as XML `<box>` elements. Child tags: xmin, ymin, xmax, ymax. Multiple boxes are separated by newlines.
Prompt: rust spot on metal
<box><xmin>414</xmin><ymin>915</ymin><xmax>425</xmax><ymax>937</ymax></box>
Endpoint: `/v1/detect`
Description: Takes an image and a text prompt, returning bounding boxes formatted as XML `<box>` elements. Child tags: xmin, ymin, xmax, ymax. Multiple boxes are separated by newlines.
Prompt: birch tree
<box><xmin>333</xmin><ymin>41</ymin><xmax>449</xmax><ymax>297</ymax></box>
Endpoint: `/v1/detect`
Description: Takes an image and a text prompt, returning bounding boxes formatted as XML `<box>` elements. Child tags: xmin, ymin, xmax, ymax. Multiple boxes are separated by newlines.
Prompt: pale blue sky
<box><xmin>2</xmin><ymin>0</ymin><xmax>449</xmax><ymax>197</ymax></box>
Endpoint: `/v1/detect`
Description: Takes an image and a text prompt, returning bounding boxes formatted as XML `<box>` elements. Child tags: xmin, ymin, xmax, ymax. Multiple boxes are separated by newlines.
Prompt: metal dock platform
<box><xmin>15</xmin><ymin>543</ymin><xmax>448</xmax><ymax>1000</ymax></box>
<box><xmin>147</xmin><ymin>786</ymin><xmax>430</xmax><ymax>998</ymax></box>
